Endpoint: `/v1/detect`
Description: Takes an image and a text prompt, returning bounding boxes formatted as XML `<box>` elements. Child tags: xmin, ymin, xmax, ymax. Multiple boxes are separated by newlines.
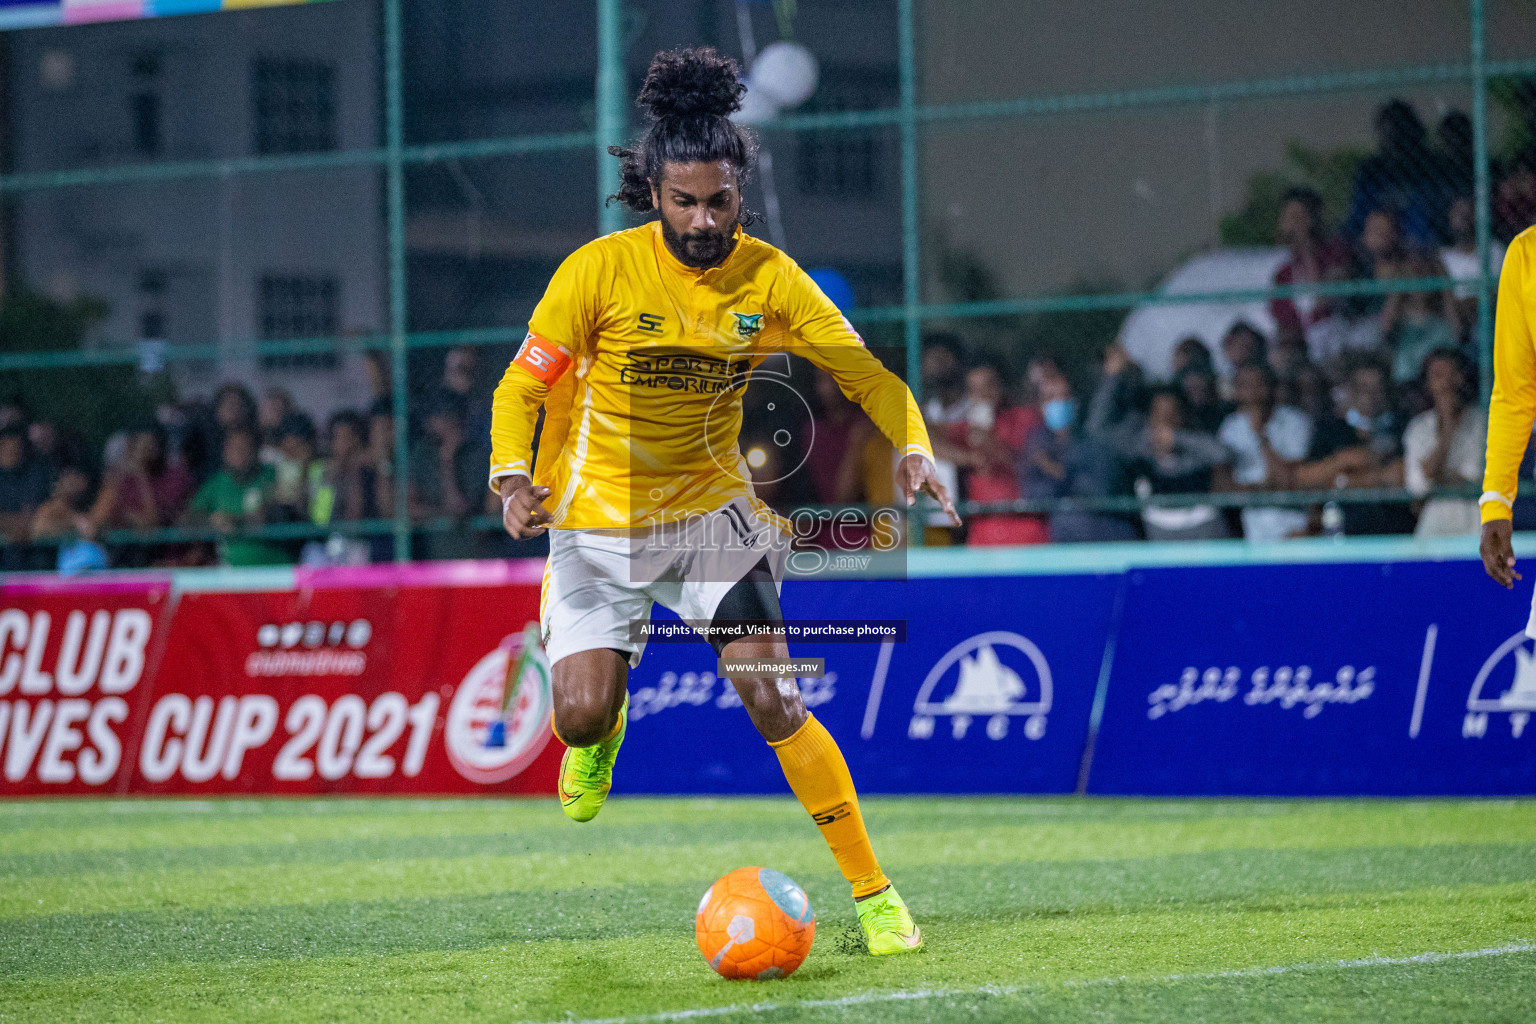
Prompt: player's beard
<box><xmin>661</xmin><ymin>215</ymin><xmax>737</xmax><ymax>268</ymax></box>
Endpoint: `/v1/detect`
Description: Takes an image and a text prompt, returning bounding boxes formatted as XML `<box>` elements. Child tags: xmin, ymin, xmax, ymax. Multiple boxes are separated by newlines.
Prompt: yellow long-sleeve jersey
<box><xmin>489</xmin><ymin>221</ymin><xmax>934</xmax><ymax>530</ymax></box>
<box><xmin>1483</xmin><ymin>226</ymin><xmax>1536</xmax><ymax>523</ymax></box>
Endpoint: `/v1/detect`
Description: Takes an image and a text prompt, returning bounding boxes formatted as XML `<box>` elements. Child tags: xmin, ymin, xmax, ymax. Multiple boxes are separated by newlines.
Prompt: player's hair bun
<box><xmin>636</xmin><ymin>47</ymin><xmax>745</xmax><ymax>120</ymax></box>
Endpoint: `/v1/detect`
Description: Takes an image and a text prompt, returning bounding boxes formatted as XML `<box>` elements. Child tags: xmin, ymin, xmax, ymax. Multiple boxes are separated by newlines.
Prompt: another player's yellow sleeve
<box><xmin>488</xmin><ymin>246</ymin><xmax>605</xmax><ymax>490</ymax></box>
<box><xmin>1482</xmin><ymin>230</ymin><xmax>1536</xmax><ymax>523</ymax></box>
<box><xmin>779</xmin><ymin>261</ymin><xmax>933</xmax><ymax>462</ymax></box>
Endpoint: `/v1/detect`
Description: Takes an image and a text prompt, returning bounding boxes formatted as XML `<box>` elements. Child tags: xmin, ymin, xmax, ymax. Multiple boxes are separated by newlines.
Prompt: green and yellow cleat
<box><xmin>855</xmin><ymin>884</ymin><xmax>924</xmax><ymax>956</ymax></box>
<box><xmin>556</xmin><ymin>699</ymin><xmax>626</xmax><ymax>823</ymax></box>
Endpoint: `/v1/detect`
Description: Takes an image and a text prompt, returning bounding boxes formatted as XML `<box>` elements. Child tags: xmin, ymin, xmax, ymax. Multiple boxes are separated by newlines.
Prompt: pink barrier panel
<box><xmin>0</xmin><ymin>569</ymin><xmax>557</xmax><ymax>797</ymax></box>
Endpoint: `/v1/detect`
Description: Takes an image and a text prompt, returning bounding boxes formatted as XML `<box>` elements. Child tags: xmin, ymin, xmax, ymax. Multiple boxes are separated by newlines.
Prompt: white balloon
<box><xmin>750</xmin><ymin>41</ymin><xmax>819</xmax><ymax>108</ymax></box>
<box><xmin>734</xmin><ymin>81</ymin><xmax>781</xmax><ymax>125</ymax></box>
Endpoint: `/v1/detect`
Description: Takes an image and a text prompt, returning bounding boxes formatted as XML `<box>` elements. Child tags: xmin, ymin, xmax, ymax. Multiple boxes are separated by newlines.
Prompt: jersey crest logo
<box><xmin>637</xmin><ymin>313</ymin><xmax>665</xmax><ymax>334</ymax></box>
<box><xmin>732</xmin><ymin>312</ymin><xmax>763</xmax><ymax>339</ymax></box>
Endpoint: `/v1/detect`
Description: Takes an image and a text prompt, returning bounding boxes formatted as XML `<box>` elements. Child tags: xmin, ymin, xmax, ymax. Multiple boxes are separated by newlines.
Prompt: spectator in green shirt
<box><xmin>185</xmin><ymin>427</ymin><xmax>286</xmax><ymax>566</ymax></box>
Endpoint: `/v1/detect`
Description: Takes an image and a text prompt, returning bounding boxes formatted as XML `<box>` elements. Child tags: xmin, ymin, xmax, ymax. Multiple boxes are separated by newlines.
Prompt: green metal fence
<box><xmin>0</xmin><ymin>0</ymin><xmax>1521</xmax><ymax>561</ymax></box>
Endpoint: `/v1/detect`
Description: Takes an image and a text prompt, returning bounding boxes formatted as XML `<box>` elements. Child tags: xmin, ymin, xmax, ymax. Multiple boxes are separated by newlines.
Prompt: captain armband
<box><xmin>512</xmin><ymin>332</ymin><xmax>573</xmax><ymax>384</ymax></box>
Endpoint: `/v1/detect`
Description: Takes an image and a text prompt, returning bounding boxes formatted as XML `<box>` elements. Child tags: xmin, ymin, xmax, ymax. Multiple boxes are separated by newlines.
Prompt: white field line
<box><xmin>533</xmin><ymin>941</ymin><xmax>1536</xmax><ymax>1024</ymax></box>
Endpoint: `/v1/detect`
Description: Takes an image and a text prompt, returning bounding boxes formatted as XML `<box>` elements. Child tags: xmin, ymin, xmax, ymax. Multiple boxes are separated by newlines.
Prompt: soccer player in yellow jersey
<box><xmin>1483</xmin><ymin>225</ymin><xmax>1535</xmax><ymax>603</ymax></box>
<box><xmin>488</xmin><ymin>48</ymin><xmax>958</xmax><ymax>956</ymax></box>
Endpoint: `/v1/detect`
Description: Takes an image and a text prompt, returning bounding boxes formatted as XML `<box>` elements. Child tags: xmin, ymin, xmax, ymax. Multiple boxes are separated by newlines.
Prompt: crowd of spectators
<box><xmin>0</xmin><ymin>347</ymin><xmax>506</xmax><ymax>570</ymax></box>
<box><xmin>883</xmin><ymin>325</ymin><xmax>1487</xmax><ymax>547</ymax></box>
<box><xmin>1</xmin><ymin>97</ymin><xmax>1526</xmax><ymax>565</ymax></box>
<box><xmin>747</xmin><ymin>96</ymin><xmax>1513</xmax><ymax>547</ymax></box>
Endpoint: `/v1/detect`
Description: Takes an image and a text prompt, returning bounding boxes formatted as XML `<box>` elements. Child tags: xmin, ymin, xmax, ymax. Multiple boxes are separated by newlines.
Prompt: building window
<box><xmin>129</xmin><ymin>51</ymin><xmax>162</xmax><ymax>157</ymax></box>
<box><xmin>130</xmin><ymin>93</ymin><xmax>161</xmax><ymax>156</ymax></box>
<box><xmin>252</xmin><ymin>58</ymin><xmax>336</xmax><ymax>155</ymax></box>
<box><xmin>258</xmin><ymin>273</ymin><xmax>339</xmax><ymax>370</ymax></box>
<box><xmin>795</xmin><ymin>78</ymin><xmax>891</xmax><ymax>198</ymax></box>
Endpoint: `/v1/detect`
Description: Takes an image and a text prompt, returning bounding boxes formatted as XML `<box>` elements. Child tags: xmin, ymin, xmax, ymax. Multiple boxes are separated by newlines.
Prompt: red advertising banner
<box><xmin>0</xmin><ymin>565</ymin><xmax>559</xmax><ymax>796</ymax></box>
<box><xmin>0</xmin><ymin>578</ymin><xmax>173</xmax><ymax>796</ymax></box>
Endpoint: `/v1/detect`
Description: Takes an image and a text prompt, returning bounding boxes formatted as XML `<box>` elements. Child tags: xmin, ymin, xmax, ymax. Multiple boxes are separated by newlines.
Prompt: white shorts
<box><xmin>540</xmin><ymin>497</ymin><xmax>791</xmax><ymax>668</ymax></box>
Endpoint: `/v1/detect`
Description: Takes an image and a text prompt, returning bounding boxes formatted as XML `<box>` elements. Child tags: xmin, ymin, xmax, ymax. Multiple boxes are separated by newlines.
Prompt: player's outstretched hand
<box><xmin>499</xmin><ymin>475</ymin><xmax>553</xmax><ymax>538</ymax></box>
<box><xmin>1481</xmin><ymin>519</ymin><xmax>1521</xmax><ymax>589</ymax></box>
<box><xmin>898</xmin><ymin>453</ymin><xmax>961</xmax><ymax>527</ymax></box>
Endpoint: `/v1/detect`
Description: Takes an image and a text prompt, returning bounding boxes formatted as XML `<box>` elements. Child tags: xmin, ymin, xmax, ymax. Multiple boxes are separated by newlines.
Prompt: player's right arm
<box><xmin>1481</xmin><ymin>230</ymin><xmax>1535</xmax><ymax>587</ymax></box>
<box><xmin>490</xmin><ymin>341</ymin><xmax>562</xmax><ymax>538</ymax></box>
<box><xmin>489</xmin><ymin>243</ymin><xmax>605</xmax><ymax>537</ymax></box>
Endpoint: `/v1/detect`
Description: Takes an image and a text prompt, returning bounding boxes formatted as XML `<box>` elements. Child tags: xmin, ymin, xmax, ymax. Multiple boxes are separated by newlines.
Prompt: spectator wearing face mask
<box><xmin>1291</xmin><ymin>357</ymin><xmax>1411</xmax><ymax>536</ymax></box>
<box><xmin>947</xmin><ymin>357</ymin><xmax>1043</xmax><ymax>545</ymax></box>
<box><xmin>1023</xmin><ymin>366</ymin><xmax>1139</xmax><ymax>543</ymax></box>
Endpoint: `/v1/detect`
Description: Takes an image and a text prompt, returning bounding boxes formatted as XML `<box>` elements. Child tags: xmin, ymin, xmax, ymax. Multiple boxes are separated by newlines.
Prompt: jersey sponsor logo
<box><xmin>618</xmin><ymin>352</ymin><xmax>750</xmax><ymax>394</ymax></box>
<box><xmin>731</xmin><ymin>311</ymin><xmax>764</xmax><ymax>339</ymax></box>
<box><xmin>512</xmin><ymin>332</ymin><xmax>573</xmax><ymax>384</ymax></box>
<box><xmin>637</xmin><ymin>312</ymin><xmax>666</xmax><ymax>334</ymax></box>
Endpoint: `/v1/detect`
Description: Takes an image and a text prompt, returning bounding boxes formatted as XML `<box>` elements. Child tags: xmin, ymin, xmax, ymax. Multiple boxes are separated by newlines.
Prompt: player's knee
<box><xmin>731</xmin><ymin>676</ymin><xmax>807</xmax><ymax>738</ymax></box>
<box><xmin>553</xmin><ymin>690</ymin><xmax>616</xmax><ymax>747</ymax></box>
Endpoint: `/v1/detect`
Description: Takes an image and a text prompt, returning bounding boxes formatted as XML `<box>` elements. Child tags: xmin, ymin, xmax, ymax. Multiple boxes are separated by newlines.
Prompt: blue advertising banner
<box><xmin>1088</xmin><ymin>559</ymin><xmax>1536</xmax><ymax>796</ymax></box>
<box><xmin>616</xmin><ymin>574</ymin><xmax>1120</xmax><ymax>794</ymax></box>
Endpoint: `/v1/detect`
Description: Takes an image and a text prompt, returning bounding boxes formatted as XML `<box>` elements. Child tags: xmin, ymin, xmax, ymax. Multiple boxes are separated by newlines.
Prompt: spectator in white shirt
<box><xmin>1440</xmin><ymin>195</ymin><xmax>1506</xmax><ymax>340</ymax></box>
<box><xmin>1404</xmin><ymin>347</ymin><xmax>1485</xmax><ymax>537</ymax></box>
<box><xmin>1215</xmin><ymin>362</ymin><xmax>1314</xmax><ymax>542</ymax></box>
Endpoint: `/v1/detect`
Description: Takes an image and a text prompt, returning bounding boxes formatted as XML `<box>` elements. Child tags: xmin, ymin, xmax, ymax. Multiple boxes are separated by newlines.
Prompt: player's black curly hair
<box><xmin>607</xmin><ymin>47</ymin><xmax>759</xmax><ymax>223</ymax></box>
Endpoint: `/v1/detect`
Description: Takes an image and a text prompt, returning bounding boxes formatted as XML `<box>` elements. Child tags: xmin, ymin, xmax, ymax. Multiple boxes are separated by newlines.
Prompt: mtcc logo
<box><xmin>445</xmin><ymin>624</ymin><xmax>554</xmax><ymax>783</ymax></box>
<box><xmin>1465</xmin><ymin>630</ymin><xmax>1536</xmax><ymax>740</ymax></box>
<box><xmin>909</xmin><ymin>631</ymin><xmax>1051</xmax><ymax>741</ymax></box>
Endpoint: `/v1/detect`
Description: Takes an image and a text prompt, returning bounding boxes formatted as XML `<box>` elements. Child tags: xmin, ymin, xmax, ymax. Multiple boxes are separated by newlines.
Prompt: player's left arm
<box><xmin>779</xmin><ymin>261</ymin><xmax>961</xmax><ymax>525</ymax></box>
<box><xmin>1482</xmin><ymin>232</ymin><xmax>1536</xmax><ymax>587</ymax></box>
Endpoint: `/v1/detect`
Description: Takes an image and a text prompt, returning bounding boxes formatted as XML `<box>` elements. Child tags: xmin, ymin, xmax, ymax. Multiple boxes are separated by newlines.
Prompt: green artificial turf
<box><xmin>2</xmin><ymin>797</ymin><xmax>1534</xmax><ymax>1023</ymax></box>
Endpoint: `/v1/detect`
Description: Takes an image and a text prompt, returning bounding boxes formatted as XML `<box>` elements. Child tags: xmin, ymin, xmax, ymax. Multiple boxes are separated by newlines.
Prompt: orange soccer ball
<box><xmin>695</xmin><ymin>866</ymin><xmax>816</xmax><ymax>980</ymax></box>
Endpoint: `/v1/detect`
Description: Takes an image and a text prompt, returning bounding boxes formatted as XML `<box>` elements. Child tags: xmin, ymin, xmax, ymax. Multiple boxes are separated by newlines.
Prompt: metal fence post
<box><xmin>597</xmin><ymin>0</ymin><xmax>625</xmax><ymax>236</ymax></box>
<box><xmin>898</xmin><ymin>0</ymin><xmax>919</xmax><ymax>390</ymax></box>
<box><xmin>385</xmin><ymin>0</ymin><xmax>411</xmax><ymax>562</ymax></box>
<box><xmin>1473</xmin><ymin>0</ymin><xmax>1494</xmax><ymax>405</ymax></box>
<box><xmin>899</xmin><ymin>0</ymin><xmax>926</xmax><ymax>546</ymax></box>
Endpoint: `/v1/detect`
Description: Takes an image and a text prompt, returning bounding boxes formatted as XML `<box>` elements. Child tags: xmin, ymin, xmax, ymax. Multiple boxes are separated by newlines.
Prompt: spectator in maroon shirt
<box><xmin>1271</xmin><ymin>187</ymin><xmax>1352</xmax><ymax>349</ymax></box>
<box><xmin>92</xmin><ymin>425</ymin><xmax>195</xmax><ymax>530</ymax></box>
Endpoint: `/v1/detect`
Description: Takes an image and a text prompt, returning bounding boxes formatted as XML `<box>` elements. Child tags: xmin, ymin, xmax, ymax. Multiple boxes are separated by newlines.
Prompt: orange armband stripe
<box><xmin>512</xmin><ymin>332</ymin><xmax>573</xmax><ymax>384</ymax></box>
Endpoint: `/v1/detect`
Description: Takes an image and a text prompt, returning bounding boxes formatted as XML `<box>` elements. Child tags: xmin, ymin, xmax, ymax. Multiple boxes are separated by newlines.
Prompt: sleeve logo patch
<box><xmin>732</xmin><ymin>312</ymin><xmax>764</xmax><ymax>339</ymax></box>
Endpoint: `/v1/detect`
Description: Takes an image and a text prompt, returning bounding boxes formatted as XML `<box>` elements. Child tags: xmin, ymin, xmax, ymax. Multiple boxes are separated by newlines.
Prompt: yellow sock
<box><xmin>770</xmin><ymin>714</ymin><xmax>890</xmax><ymax>898</ymax></box>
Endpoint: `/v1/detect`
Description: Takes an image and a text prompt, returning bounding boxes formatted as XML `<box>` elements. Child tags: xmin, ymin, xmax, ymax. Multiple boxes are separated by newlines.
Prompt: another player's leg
<box><xmin>713</xmin><ymin>564</ymin><xmax>923</xmax><ymax>955</ymax></box>
<box><xmin>552</xmin><ymin>647</ymin><xmax>629</xmax><ymax>822</ymax></box>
